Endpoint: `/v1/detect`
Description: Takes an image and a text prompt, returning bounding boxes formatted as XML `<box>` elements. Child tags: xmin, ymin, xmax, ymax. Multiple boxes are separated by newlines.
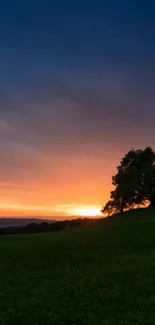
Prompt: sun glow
<box><xmin>73</xmin><ymin>206</ymin><xmax>102</xmax><ymax>217</ymax></box>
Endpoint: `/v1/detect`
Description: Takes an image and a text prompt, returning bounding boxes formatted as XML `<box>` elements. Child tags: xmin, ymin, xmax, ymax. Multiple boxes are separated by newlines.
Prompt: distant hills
<box><xmin>0</xmin><ymin>217</ymin><xmax>96</xmax><ymax>236</ymax></box>
<box><xmin>0</xmin><ymin>218</ymin><xmax>56</xmax><ymax>228</ymax></box>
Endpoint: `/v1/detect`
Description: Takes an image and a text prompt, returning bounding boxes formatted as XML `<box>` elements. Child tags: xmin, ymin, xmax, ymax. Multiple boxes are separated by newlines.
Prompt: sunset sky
<box><xmin>0</xmin><ymin>1</ymin><xmax>155</xmax><ymax>218</ymax></box>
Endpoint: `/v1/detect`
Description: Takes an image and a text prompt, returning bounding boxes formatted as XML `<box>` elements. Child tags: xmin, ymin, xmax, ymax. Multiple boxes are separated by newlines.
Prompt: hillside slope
<box><xmin>0</xmin><ymin>207</ymin><xmax>155</xmax><ymax>325</ymax></box>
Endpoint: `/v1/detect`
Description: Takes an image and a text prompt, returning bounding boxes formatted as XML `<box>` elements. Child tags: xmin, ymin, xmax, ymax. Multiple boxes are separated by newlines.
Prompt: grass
<box><xmin>1</xmin><ymin>208</ymin><xmax>155</xmax><ymax>324</ymax></box>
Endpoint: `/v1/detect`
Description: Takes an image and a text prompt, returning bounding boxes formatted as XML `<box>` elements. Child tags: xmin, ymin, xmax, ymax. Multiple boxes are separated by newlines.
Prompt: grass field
<box><xmin>1</xmin><ymin>208</ymin><xmax>155</xmax><ymax>325</ymax></box>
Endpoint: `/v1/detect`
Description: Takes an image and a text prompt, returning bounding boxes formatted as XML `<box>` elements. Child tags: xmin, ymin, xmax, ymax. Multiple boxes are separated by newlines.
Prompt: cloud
<box><xmin>1</xmin><ymin>63</ymin><xmax>155</xmax><ymax>161</ymax></box>
<box><xmin>0</xmin><ymin>118</ymin><xmax>9</xmax><ymax>131</ymax></box>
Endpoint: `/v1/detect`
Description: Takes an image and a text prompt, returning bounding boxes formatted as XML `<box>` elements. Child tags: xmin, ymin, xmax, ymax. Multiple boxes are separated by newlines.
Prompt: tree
<box><xmin>101</xmin><ymin>200</ymin><xmax>122</xmax><ymax>216</ymax></box>
<box><xmin>101</xmin><ymin>146</ymin><xmax>155</xmax><ymax>216</ymax></box>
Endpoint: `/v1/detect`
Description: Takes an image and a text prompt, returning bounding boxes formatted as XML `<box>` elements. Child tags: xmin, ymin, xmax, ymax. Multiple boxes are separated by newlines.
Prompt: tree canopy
<box><xmin>101</xmin><ymin>147</ymin><xmax>155</xmax><ymax>216</ymax></box>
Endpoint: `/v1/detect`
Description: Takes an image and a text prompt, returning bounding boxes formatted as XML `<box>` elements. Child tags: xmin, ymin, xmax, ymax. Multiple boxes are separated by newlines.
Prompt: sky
<box><xmin>0</xmin><ymin>0</ymin><xmax>155</xmax><ymax>218</ymax></box>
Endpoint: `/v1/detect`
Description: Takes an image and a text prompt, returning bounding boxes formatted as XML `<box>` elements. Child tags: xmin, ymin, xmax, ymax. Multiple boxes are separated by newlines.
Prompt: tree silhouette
<box><xmin>101</xmin><ymin>147</ymin><xmax>155</xmax><ymax>216</ymax></box>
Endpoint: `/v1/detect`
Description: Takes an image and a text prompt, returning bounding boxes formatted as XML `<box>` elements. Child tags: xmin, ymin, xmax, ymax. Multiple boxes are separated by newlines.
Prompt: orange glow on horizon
<box><xmin>0</xmin><ymin>201</ymin><xmax>104</xmax><ymax>219</ymax></box>
<box><xmin>0</xmin><ymin>144</ymin><xmax>124</xmax><ymax>219</ymax></box>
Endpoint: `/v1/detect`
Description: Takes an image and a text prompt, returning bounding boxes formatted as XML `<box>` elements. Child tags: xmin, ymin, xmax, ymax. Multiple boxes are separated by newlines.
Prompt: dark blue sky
<box><xmin>0</xmin><ymin>0</ymin><xmax>155</xmax><ymax>216</ymax></box>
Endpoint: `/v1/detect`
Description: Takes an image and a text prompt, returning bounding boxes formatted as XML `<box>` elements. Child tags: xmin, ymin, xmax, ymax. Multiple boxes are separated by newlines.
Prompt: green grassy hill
<box><xmin>0</xmin><ymin>207</ymin><xmax>155</xmax><ymax>325</ymax></box>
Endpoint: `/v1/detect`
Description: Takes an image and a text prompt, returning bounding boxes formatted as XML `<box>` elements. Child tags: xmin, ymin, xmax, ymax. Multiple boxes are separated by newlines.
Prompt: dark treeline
<box><xmin>0</xmin><ymin>218</ymin><xmax>95</xmax><ymax>236</ymax></box>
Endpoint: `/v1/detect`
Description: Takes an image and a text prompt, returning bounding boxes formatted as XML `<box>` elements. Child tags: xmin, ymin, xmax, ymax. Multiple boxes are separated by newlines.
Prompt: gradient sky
<box><xmin>0</xmin><ymin>1</ymin><xmax>155</xmax><ymax>217</ymax></box>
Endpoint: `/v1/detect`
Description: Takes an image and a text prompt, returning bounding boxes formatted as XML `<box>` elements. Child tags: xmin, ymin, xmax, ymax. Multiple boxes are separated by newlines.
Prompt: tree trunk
<box><xmin>120</xmin><ymin>199</ymin><xmax>125</xmax><ymax>213</ymax></box>
<box><xmin>120</xmin><ymin>206</ymin><xmax>124</xmax><ymax>214</ymax></box>
<box><xmin>149</xmin><ymin>196</ymin><xmax>155</xmax><ymax>207</ymax></box>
